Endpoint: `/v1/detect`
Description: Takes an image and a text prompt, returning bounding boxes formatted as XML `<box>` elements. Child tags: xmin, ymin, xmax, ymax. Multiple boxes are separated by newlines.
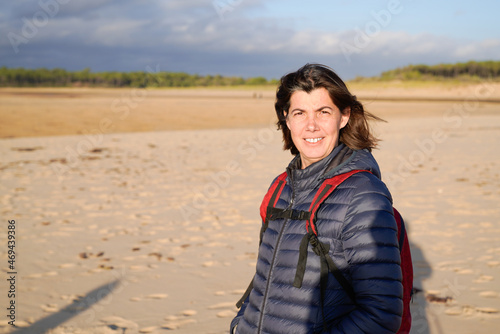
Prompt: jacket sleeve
<box><xmin>328</xmin><ymin>176</ymin><xmax>403</xmax><ymax>333</ymax></box>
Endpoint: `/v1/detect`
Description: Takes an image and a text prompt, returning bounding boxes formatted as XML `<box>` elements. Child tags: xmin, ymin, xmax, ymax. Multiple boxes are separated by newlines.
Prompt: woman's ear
<box><xmin>284</xmin><ymin>111</ymin><xmax>290</xmax><ymax>129</ymax></box>
<box><xmin>340</xmin><ymin>107</ymin><xmax>350</xmax><ymax>129</ymax></box>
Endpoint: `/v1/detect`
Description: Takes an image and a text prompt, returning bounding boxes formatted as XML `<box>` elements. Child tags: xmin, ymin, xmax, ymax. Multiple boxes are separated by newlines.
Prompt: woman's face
<box><xmin>286</xmin><ymin>88</ymin><xmax>350</xmax><ymax>169</ymax></box>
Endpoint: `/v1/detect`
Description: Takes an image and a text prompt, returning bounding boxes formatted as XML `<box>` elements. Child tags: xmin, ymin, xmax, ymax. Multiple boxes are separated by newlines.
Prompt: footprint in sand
<box><xmin>479</xmin><ymin>291</ymin><xmax>499</xmax><ymax>298</ymax></box>
<box><xmin>474</xmin><ymin>275</ymin><xmax>494</xmax><ymax>283</ymax></box>
<box><xmin>25</xmin><ymin>273</ymin><xmax>43</xmax><ymax>279</ymax></box>
<box><xmin>139</xmin><ymin>326</ymin><xmax>159</xmax><ymax>333</ymax></box>
<box><xmin>60</xmin><ymin>294</ymin><xmax>82</xmax><ymax>302</ymax></box>
<box><xmin>445</xmin><ymin>305</ymin><xmax>500</xmax><ymax>317</ymax></box>
<box><xmin>41</xmin><ymin>303</ymin><xmax>59</xmax><ymax>313</ymax></box>
<box><xmin>203</xmin><ymin>261</ymin><xmax>216</xmax><ymax>267</ymax></box>
<box><xmin>476</xmin><ymin>307</ymin><xmax>500</xmax><ymax>314</ymax></box>
<box><xmin>207</xmin><ymin>302</ymin><xmax>235</xmax><ymax>310</ymax></box>
<box><xmin>208</xmin><ymin>301</ymin><xmax>238</xmax><ymax>318</ymax></box>
<box><xmin>145</xmin><ymin>293</ymin><xmax>168</xmax><ymax>300</ymax></box>
<box><xmin>100</xmin><ymin>315</ymin><xmax>139</xmax><ymax>331</ymax></box>
<box><xmin>129</xmin><ymin>265</ymin><xmax>151</xmax><ymax>272</ymax></box>
<box><xmin>455</xmin><ymin>268</ymin><xmax>474</xmax><ymax>275</ymax></box>
<box><xmin>162</xmin><ymin>311</ymin><xmax>198</xmax><ymax>330</ymax></box>
<box><xmin>162</xmin><ymin>319</ymin><xmax>197</xmax><ymax>330</ymax></box>
<box><xmin>216</xmin><ymin>310</ymin><xmax>237</xmax><ymax>318</ymax></box>
<box><xmin>182</xmin><ymin>310</ymin><xmax>197</xmax><ymax>316</ymax></box>
<box><xmin>445</xmin><ymin>307</ymin><xmax>463</xmax><ymax>316</ymax></box>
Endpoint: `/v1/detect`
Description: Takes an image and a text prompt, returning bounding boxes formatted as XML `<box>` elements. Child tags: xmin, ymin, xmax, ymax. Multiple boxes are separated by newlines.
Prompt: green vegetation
<box><xmin>0</xmin><ymin>67</ymin><xmax>279</xmax><ymax>88</ymax></box>
<box><xmin>354</xmin><ymin>60</ymin><xmax>500</xmax><ymax>82</ymax></box>
<box><xmin>1</xmin><ymin>61</ymin><xmax>499</xmax><ymax>88</ymax></box>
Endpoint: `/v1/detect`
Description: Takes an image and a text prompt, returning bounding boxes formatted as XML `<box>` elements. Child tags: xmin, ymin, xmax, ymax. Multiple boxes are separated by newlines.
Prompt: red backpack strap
<box><xmin>294</xmin><ymin>170</ymin><xmax>371</xmax><ymax>292</ymax></box>
<box><xmin>260</xmin><ymin>172</ymin><xmax>287</xmax><ymax>223</ymax></box>
<box><xmin>306</xmin><ymin>170</ymin><xmax>369</xmax><ymax>235</ymax></box>
<box><xmin>393</xmin><ymin>207</ymin><xmax>413</xmax><ymax>334</ymax></box>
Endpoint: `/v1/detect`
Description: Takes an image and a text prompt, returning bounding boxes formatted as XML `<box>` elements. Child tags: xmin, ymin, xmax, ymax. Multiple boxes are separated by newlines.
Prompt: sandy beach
<box><xmin>1</xmin><ymin>84</ymin><xmax>500</xmax><ymax>333</ymax></box>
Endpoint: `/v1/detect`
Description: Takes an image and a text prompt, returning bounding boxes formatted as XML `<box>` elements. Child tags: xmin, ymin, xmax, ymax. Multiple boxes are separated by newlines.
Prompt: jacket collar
<box><xmin>286</xmin><ymin>144</ymin><xmax>348</xmax><ymax>194</ymax></box>
<box><xmin>285</xmin><ymin>143</ymin><xmax>382</xmax><ymax>194</ymax></box>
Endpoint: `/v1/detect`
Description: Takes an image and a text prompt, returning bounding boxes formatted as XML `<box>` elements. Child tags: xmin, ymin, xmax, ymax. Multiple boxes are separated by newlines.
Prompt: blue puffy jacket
<box><xmin>231</xmin><ymin>144</ymin><xmax>403</xmax><ymax>333</ymax></box>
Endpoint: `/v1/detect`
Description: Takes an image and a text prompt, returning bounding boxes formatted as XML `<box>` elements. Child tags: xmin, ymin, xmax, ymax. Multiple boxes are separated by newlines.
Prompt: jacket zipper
<box><xmin>257</xmin><ymin>217</ymin><xmax>289</xmax><ymax>333</ymax></box>
<box><xmin>257</xmin><ymin>171</ymin><xmax>297</xmax><ymax>333</ymax></box>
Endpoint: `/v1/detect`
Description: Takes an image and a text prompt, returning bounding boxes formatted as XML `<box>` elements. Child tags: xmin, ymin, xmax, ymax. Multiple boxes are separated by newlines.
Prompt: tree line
<box><xmin>0</xmin><ymin>67</ymin><xmax>278</xmax><ymax>87</ymax></box>
<box><xmin>1</xmin><ymin>61</ymin><xmax>499</xmax><ymax>87</ymax></box>
<box><xmin>375</xmin><ymin>60</ymin><xmax>500</xmax><ymax>81</ymax></box>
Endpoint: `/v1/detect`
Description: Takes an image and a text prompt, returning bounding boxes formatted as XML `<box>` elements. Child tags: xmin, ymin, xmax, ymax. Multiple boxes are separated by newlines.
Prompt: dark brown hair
<box><xmin>275</xmin><ymin>63</ymin><xmax>383</xmax><ymax>155</ymax></box>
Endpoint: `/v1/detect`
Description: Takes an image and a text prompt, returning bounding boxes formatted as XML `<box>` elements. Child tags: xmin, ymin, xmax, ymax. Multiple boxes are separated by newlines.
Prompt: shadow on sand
<box><xmin>11</xmin><ymin>279</ymin><xmax>120</xmax><ymax>334</ymax></box>
<box><xmin>406</xmin><ymin>219</ymin><xmax>443</xmax><ymax>334</ymax></box>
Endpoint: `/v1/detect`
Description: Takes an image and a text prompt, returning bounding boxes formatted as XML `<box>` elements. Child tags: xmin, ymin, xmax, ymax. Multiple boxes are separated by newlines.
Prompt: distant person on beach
<box><xmin>231</xmin><ymin>64</ymin><xmax>404</xmax><ymax>333</ymax></box>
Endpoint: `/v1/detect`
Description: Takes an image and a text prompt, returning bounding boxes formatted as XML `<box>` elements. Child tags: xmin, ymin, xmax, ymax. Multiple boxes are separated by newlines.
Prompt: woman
<box><xmin>231</xmin><ymin>64</ymin><xmax>403</xmax><ymax>333</ymax></box>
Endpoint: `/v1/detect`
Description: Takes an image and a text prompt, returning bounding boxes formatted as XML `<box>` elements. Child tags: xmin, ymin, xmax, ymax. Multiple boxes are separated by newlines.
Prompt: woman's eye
<box><xmin>318</xmin><ymin>110</ymin><xmax>332</xmax><ymax>117</ymax></box>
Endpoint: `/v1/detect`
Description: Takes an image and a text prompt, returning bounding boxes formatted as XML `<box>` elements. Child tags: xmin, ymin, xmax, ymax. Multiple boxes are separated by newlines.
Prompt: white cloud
<box><xmin>454</xmin><ymin>39</ymin><xmax>500</xmax><ymax>59</ymax></box>
<box><xmin>1</xmin><ymin>0</ymin><xmax>498</xmax><ymax>79</ymax></box>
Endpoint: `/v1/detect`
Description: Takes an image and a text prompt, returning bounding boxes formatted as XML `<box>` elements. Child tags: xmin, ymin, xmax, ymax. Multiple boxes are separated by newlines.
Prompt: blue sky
<box><xmin>1</xmin><ymin>0</ymin><xmax>499</xmax><ymax>79</ymax></box>
<box><xmin>262</xmin><ymin>0</ymin><xmax>499</xmax><ymax>40</ymax></box>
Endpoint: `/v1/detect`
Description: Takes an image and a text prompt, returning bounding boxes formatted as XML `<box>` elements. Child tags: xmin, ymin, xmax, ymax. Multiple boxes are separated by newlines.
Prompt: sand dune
<box><xmin>1</xmin><ymin>85</ymin><xmax>499</xmax><ymax>333</ymax></box>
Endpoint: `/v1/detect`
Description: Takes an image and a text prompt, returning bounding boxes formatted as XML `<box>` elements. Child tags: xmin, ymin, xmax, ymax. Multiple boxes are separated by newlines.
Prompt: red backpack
<box><xmin>237</xmin><ymin>170</ymin><xmax>413</xmax><ymax>333</ymax></box>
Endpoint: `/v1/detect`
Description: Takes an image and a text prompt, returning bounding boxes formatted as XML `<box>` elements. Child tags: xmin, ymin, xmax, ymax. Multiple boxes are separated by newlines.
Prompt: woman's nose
<box><xmin>306</xmin><ymin>113</ymin><xmax>319</xmax><ymax>130</ymax></box>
